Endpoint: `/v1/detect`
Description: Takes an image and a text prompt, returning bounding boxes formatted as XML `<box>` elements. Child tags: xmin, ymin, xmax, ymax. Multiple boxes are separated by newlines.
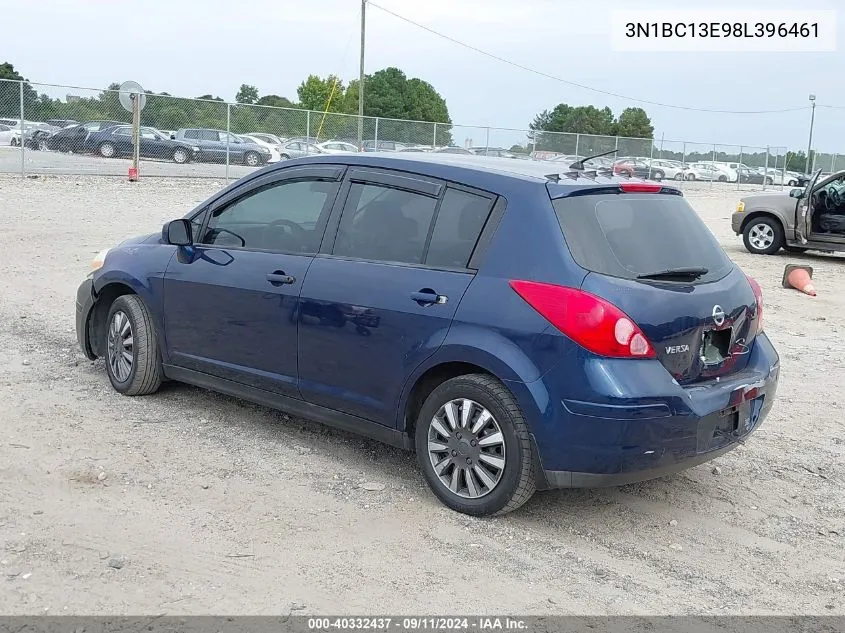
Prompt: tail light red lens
<box><xmin>746</xmin><ymin>274</ymin><xmax>764</xmax><ymax>334</ymax></box>
<box><xmin>509</xmin><ymin>280</ymin><xmax>656</xmax><ymax>359</ymax></box>
<box><xmin>620</xmin><ymin>182</ymin><xmax>662</xmax><ymax>193</ymax></box>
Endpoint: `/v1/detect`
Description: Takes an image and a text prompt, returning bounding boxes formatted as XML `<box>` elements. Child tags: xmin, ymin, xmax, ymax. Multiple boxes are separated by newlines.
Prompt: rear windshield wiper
<box><xmin>636</xmin><ymin>267</ymin><xmax>709</xmax><ymax>280</ymax></box>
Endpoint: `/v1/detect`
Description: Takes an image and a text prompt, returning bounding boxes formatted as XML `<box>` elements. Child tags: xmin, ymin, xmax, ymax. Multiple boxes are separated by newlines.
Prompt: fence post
<box><xmin>485</xmin><ymin>128</ymin><xmax>490</xmax><ymax>156</ymax></box>
<box><xmin>738</xmin><ymin>146</ymin><xmax>743</xmax><ymax>190</ymax></box>
<box><xmin>374</xmin><ymin>117</ymin><xmax>379</xmax><ymax>146</ymax></box>
<box><xmin>19</xmin><ymin>81</ymin><xmax>25</xmax><ymax>177</ymax></box>
<box><xmin>659</xmin><ymin>132</ymin><xmax>664</xmax><ymax>160</ymax></box>
<box><xmin>432</xmin><ymin>122</ymin><xmax>437</xmax><ymax>149</ymax></box>
<box><xmin>763</xmin><ymin>146</ymin><xmax>770</xmax><ymax>191</ymax></box>
<box><xmin>225</xmin><ymin>103</ymin><xmax>231</xmax><ymax>184</ymax></box>
<box><xmin>681</xmin><ymin>142</ymin><xmax>686</xmax><ymax>189</ymax></box>
<box><xmin>531</xmin><ymin>131</ymin><xmax>537</xmax><ymax>157</ymax></box>
<box><xmin>832</xmin><ymin>153</ymin><xmax>837</xmax><ymax>172</ymax></box>
<box><xmin>648</xmin><ymin>137</ymin><xmax>655</xmax><ymax>179</ymax></box>
<box><xmin>710</xmin><ymin>144</ymin><xmax>716</xmax><ymax>187</ymax></box>
<box><xmin>574</xmin><ymin>133</ymin><xmax>580</xmax><ymax>158</ymax></box>
<box><xmin>306</xmin><ymin>110</ymin><xmax>311</xmax><ymax>155</ymax></box>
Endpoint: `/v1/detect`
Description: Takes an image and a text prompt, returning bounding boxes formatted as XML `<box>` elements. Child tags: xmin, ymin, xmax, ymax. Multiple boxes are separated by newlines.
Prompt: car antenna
<box><xmin>570</xmin><ymin>148</ymin><xmax>618</xmax><ymax>171</ymax></box>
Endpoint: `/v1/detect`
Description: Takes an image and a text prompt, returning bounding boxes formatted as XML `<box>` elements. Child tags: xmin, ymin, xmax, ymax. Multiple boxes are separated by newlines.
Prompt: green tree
<box><xmin>613</xmin><ymin>107</ymin><xmax>654</xmax><ymax>138</ymax></box>
<box><xmin>297</xmin><ymin>74</ymin><xmax>345</xmax><ymax>112</ymax></box>
<box><xmin>256</xmin><ymin>94</ymin><xmax>296</xmax><ymax>109</ymax></box>
<box><xmin>0</xmin><ymin>62</ymin><xmax>38</xmax><ymax>119</ymax></box>
<box><xmin>235</xmin><ymin>84</ymin><xmax>259</xmax><ymax>105</ymax></box>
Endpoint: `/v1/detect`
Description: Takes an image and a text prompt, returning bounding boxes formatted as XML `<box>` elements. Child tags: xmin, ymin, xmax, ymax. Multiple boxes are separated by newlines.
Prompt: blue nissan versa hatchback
<box><xmin>76</xmin><ymin>153</ymin><xmax>780</xmax><ymax>516</ymax></box>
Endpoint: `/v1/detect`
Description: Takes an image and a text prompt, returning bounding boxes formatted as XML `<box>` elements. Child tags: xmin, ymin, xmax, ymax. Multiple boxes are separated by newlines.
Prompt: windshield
<box><xmin>552</xmin><ymin>192</ymin><xmax>732</xmax><ymax>283</ymax></box>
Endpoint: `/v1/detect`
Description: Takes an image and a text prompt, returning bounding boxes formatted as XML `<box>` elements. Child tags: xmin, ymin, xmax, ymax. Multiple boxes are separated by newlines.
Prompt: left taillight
<box><xmin>509</xmin><ymin>280</ymin><xmax>655</xmax><ymax>359</ymax></box>
<box><xmin>746</xmin><ymin>274</ymin><xmax>764</xmax><ymax>334</ymax></box>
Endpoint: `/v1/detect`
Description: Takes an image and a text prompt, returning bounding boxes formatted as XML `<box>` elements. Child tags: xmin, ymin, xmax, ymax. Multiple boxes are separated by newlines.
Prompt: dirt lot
<box><xmin>0</xmin><ymin>175</ymin><xmax>843</xmax><ymax>616</ymax></box>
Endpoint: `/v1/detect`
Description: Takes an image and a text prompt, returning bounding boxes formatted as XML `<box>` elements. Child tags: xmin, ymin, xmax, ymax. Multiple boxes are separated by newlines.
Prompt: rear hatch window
<box><xmin>552</xmin><ymin>192</ymin><xmax>732</xmax><ymax>284</ymax></box>
<box><xmin>552</xmin><ymin>191</ymin><xmax>756</xmax><ymax>385</ymax></box>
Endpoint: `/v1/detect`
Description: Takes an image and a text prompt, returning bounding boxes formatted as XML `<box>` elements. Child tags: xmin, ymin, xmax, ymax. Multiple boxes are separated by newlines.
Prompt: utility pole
<box><xmin>806</xmin><ymin>93</ymin><xmax>816</xmax><ymax>174</ymax></box>
<box><xmin>357</xmin><ymin>0</ymin><xmax>366</xmax><ymax>148</ymax></box>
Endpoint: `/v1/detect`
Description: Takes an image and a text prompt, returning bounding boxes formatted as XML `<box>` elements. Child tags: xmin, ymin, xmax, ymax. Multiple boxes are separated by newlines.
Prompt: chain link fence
<box><xmin>0</xmin><ymin>79</ymin><xmax>791</xmax><ymax>190</ymax></box>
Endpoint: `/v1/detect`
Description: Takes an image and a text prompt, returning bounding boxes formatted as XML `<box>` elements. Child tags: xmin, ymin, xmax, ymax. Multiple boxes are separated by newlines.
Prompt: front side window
<box><xmin>200</xmin><ymin>179</ymin><xmax>338</xmax><ymax>253</ymax></box>
<box><xmin>333</xmin><ymin>183</ymin><xmax>438</xmax><ymax>265</ymax></box>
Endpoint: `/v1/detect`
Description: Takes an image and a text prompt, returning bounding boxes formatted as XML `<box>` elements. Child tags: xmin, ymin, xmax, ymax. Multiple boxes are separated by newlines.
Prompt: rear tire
<box><xmin>10</xmin><ymin>137</ymin><xmax>19</xmax><ymax>147</ymax></box>
<box><xmin>742</xmin><ymin>217</ymin><xmax>783</xmax><ymax>255</ymax></box>
<box><xmin>279</xmin><ymin>153</ymin><xmax>290</xmax><ymax>160</ymax></box>
<box><xmin>99</xmin><ymin>142</ymin><xmax>116</xmax><ymax>158</ymax></box>
<box><xmin>652</xmin><ymin>170</ymin><xmax>664</xmax><ymax>181</ymax></box>
<box><xmin>104</xmin><ymin>295</ymin><xmax>163</xmax><ymax>396</ymax></box>
<box><xmin>415</xmin><ymin>374</ymin><xmax>536</xmax><ymax>516</ymax></box>
<box><xmin>244</xmin><ymin>151</ymin><xmax>260</xmax><ymax>167</ymax></box>
<box><xmin>718</xmin><ymin>175</ymin><xmax>728</xmax><ymax>182</ymax></box>
<box><xmin>687</xmin><ymin>173</ymin><xmax>696</xmax><ymax>181</ymax></box>
<box><xmin>674</xmin><ymin>172</ymin><xmax>685</xmax><ymax>180</ymax></box>
<box><xmin>172</xmin><ymin>147</ymin><xmax>189</xmax><ymax>164</ymax></box>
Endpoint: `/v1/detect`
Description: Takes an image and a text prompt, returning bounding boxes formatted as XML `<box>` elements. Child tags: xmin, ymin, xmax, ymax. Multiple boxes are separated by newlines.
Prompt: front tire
<box><xmin>743</xmin><ymin>217</ymin><xmax>784</xmax><ymax>255</ymax></box>
<box><xmin>415</xmin><ymin>374</ymin><xmax>536</xmax><ymax>516</ymax></box>
<box><xmin>99</xmin><ymin>142</ymin><xmax>116</xmax><ymax>158</ymax></box>
<box><xmin>686</xmin><ymin>173</ymin><xmax>696</xmax><ymax>181</ymax></box>
<box><xmin>10</xmin><ymin>137</ymin><xmax>19</xmax><ymax>147</ymax></box>
<box><xmin>718</xmin><ymin>175</ymin><xmax>728</xmax><ymax>182</ymax></box>
<box><xmin>244</xmin><ymin>151</ymin><xmax>260</xmax><ymax>167</ymax></box>
<box><xmin>104</xmin><ymin>295</ymin><xmax>163</xmax><ymax>396</ymax></box>
<box><xmin>652</xmin><ymin>170</ymin><xmax>664</xmax><ymax>181</ymax></box>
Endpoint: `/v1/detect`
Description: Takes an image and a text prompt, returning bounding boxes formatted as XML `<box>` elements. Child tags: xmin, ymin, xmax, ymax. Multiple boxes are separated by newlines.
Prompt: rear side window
<box><xmin>184</xmin><ymin>130</ymin><xmax>199</xmax><ymax>139</ymax></box>
<box><xmin>552</xmin><ymin>193</ymin><xmax>731</xmax><ymax>282</ymax></box>
<box><xmin>333</xmin><ymin>183</ymin><xmax>438</xmax><ymax>265</ymax></box>
<box><xmin>426</xmin><ymin>189</ymin><xmax>492</xmax><ymax>269</ymax></box>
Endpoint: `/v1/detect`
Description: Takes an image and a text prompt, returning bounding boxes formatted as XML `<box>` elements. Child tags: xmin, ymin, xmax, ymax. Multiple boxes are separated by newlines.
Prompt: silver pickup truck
<box><xmin>732</xmin><ymin>169</ymin><xmax>845</xmax><ymax>255</ymax></box>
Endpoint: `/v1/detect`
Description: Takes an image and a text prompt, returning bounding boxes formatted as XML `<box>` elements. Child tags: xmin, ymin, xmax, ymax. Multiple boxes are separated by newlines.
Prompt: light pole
<box><xmin>806</xmin><ymin>93</ymin><xmax>816</xmax><ymax>173</ymax></box>
<box><xmin>357</xmin><ymin>0</ymin><xmax>366</xmax><ymax>148</ymax></box>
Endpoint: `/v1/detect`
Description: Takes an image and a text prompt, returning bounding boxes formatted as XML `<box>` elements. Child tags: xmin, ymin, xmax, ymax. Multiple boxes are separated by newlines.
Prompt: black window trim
<box><xmin>319</xmin><ymin>166</ymin><xmax>499</xmax><ymax>272</ymax></box>
<box><xmin>191</xmin><ymin>165</ymin><xmax>346</xmax><ymax>256</ymax></box>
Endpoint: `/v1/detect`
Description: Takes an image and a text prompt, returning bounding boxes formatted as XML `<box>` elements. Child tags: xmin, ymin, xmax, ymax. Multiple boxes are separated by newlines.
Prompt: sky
<box><xmin>5</xmin><ymin>0</ymin><xmax>845</xmax><ymax>153</ymax></box>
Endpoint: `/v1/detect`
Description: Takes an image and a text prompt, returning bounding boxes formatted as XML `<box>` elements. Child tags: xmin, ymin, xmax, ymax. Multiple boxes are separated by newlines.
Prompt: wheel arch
<box><xmin>87</xmin><ymin>282</ymin><xmax>137</xmax><ymax>358</ymax></box>
<box><xmin>739</xmin><ymin>209</ymin><xmax>789</xmax><ymax>237</ymax></box>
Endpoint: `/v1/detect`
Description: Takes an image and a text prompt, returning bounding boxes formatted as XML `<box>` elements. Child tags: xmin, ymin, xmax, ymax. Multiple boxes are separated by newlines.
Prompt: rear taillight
<box><xmin>746</xmin><ymin>274</ymin><xmax>764</xmax><ymax>334</ymax></box>
<box><xmin>509</xmin><ymin>280</ymin><xmax>655</xmax><ymax>359</ymax></box>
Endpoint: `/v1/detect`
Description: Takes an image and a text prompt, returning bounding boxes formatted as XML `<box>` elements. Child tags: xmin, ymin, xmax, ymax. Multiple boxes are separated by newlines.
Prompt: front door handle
<box><xmin>410</xmin><ymin>289</ymin><xmax>447</xmax><ymax>306</ymax></box>
<box><xmin>267</xmin><ymin>270</ymin><xmax>295</xmax><ymax>286</ymax></box>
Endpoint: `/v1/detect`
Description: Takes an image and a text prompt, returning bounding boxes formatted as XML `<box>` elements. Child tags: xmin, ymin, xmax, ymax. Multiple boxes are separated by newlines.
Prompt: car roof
<box><xmin>270</xmin><ymin>152</ymin><xmax>668</xmax><ymax>195</ymax></box>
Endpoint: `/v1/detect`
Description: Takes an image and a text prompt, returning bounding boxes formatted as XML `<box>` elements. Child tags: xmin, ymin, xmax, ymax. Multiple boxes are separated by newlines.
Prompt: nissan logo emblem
<box><xmin>712</xmin><ymin>305</ymin><xmax>726</xmax><ymax>327</ymax></box>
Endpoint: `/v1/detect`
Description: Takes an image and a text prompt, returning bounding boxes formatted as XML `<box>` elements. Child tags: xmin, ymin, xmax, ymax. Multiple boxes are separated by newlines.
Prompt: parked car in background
<box><xmin>76</xmin><ymin>152</ymin><xmax>779</xmax><ymax>517</ymax></box>
<box><xmin>398</xmin><ymin>145</ymin><xmax>433</xmax><ymax>153</ymax></box>
<box><xmin>736</xmin><ymin>167</ymin><xmax>772</xmax><ymax>185</ymax></box>
<box><xmin>277</xmin><ymin>139</ymin><xmax>323</xmax><ymax>160</ymax></box>
<box><xmin>173</xmin><ymin>128</ymin><xmax>272</xmax><ymax>166</ymax></box>
<box><xmin>0</xmin><ymin>124</ymin><xmax>21</xmax><ymax>146</ymax></box>
<box><xmin>647</xmin><ymin>159</ymin><xmax>687</xmax><ymax>180</ymax></box>
<box><xmin>613</xmin><ymin>158</ymin><xmax>665</xmax><ymax>180</ymax></box>
<box><xmin>43</xmin><ymin>120</ymin><xmax>124</xmax><ymax>153</ymax></box>
<box><xmin>246</xmin><ymin>132</ymin><xmax>285</xmax><ymax>148</ymax></box>
<box><xmin>434</xmin><ymin>146</ymin><xmax>473</xmax><ymax>154</ymax></box>
<box><xmin>469</xmin><ymin>147</ymin><xmax>519</xmax><ymax>158</ymax></box>
<box><xmin>362</xmin><ymin>140</ymin><xmax>409</xmax><ymax>152</ymax></box>
<box><xmin>44</xmin><ymin>119</ymin><xmax>78</xmax><ymax>129</ymax></box>
<box><xmin>82</xmin><ymin>125</ymin><xmax>201</xmax><ymax>163</ymax></box>
<box><xmin>685</xmin><ymin>163</ymin><xmax>730</xmax><ymax>182</ymax></box>
<box><xmin>317</xmin><ymin>140</ymin><xmax>360</xmax><ymax>154</ymax></box>
<box><xmin>732</xmin><ymin>169</ymin><xmax>845</xmax><ymax>254</ymax></box>
<box><xmin>239</xmin><ymin>135</ymin><xmax>282</xmax><ymax>163</ymax></box>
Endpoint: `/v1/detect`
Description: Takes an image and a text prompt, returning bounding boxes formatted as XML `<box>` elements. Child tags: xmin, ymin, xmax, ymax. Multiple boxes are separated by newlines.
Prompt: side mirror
<box><xmin>789</xmin><ymin>188</ymin><xmax>804</xmax><ymax>199</ymax></box>
<box><xmin>163</xmin><ymin>219</ymin><xmax>193</xmax><ymax>246</ymax></box>
<box><xmin>170</xmin><ymin>134</ymin><xmax>176</xmax><ymax>140</ymax></box>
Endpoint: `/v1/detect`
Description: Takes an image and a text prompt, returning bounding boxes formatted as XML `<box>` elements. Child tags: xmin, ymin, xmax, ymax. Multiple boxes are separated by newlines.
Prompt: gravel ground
<box><xmin>0</xmin><ymin>174</ymin><xmax>843</xmax><ymax>616</ymax></box>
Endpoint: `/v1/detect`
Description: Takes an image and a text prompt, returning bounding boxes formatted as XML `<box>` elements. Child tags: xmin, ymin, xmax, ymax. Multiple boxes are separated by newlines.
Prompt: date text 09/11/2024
<box><xmin>625</xmin><ymin>22</ymin><xmax>820</xmax><ymax>38</ymax></box>
<box><xmin>307</xmin><ymin>617</ymin><xmax>528</xmax><ymax>631</ymax></box>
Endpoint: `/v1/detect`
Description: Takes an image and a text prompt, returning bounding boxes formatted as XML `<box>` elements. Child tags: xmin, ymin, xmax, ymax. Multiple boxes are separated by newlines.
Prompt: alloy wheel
<box><xmin>748</xmin><ymin>222</ymin><xmax>775</xmax><ymax>251</ymax></box>
<box><xmin>427</xmin><ymin>398</ymin><xmax>506</xmax><ymax>499</ymax></box>
<box><xmin>107</xmin><ymin>310</ymin><xmax>134</xmax><ymax>382</ymax></box>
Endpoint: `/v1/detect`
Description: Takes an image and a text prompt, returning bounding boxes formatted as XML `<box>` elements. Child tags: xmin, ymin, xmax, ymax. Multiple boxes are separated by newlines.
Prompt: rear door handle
<box><xmin>266</xmin><ymin>271</ymin><xmax>296</xmax><ymax>286</ymax></box>
<box><xmin>410</xmin><ymin>289</ymin><xmax>447</xmax><ymax>306</ymax></box>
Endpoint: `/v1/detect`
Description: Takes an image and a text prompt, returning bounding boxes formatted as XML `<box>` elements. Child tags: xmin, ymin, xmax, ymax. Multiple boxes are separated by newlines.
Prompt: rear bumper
<box><xmin>525</xmin><ymin>333</ymin><xmax>780</xmax><ymax>489</ymax></box>
<box><xmin>75</xmin><ymin>277</ymin><xmax>97</xmax><ymax>360</ymax></box>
